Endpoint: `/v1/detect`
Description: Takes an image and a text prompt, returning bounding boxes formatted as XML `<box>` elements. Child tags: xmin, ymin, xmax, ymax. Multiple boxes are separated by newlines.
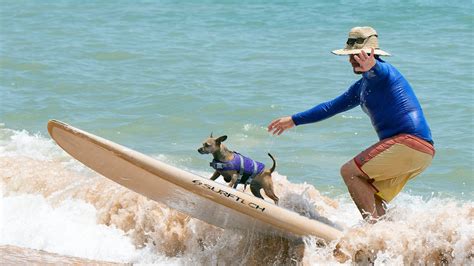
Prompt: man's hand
<box><xmin>267</xmin><ymin>116</ymin><xmax>295</xmax><ymax>135</ymax></box>
<box><xmin>353</xmin><ymin>47</ymin><xmax>376</xmax><ymax>73</ymax></box>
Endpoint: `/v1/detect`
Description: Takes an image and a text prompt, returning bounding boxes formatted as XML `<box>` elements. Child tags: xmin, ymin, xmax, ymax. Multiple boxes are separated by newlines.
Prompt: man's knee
<box><xmin>340</xmin><ymin>160</ymin><xmax>367</xmax><ymax>183</ymax></box>
<box><xmin>340</xmin><ymin>161</ymin><xmax>354</xmax><ymax>182</ymax></box>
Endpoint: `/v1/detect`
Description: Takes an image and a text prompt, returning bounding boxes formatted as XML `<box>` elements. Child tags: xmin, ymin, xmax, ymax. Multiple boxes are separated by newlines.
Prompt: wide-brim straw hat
<box><xmin>332</xmin><ymin>26</ymin><xmax>391</xmax><ymax>56</ymax></box>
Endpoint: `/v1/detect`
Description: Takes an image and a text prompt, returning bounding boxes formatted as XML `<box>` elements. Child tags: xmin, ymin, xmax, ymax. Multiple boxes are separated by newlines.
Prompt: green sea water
<box><xmin>1</xmin><ymin>0</ymin><xmax>473</xmax><ymax>199</ymax></box>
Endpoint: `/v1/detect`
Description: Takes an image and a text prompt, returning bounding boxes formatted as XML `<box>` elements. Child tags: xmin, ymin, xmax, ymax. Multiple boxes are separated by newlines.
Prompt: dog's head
<box><xmin>197</xmin><ymin>133</ymin><xmax>227</xmax><ymax>155</ymax></box>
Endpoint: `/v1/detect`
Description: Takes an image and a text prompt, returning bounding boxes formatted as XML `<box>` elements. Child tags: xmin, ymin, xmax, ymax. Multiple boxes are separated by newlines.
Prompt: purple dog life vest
<box><xmin>210</xmin><ymin>152</ymin><xmax>265</xmax><ymax>188</ymax></box>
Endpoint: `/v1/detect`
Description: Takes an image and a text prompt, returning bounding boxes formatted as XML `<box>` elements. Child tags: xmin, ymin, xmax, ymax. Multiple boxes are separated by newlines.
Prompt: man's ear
<box><xmin>216</xmin><ymin>135</ymin><xmax>227</xmax><ymax>144</ymax></box>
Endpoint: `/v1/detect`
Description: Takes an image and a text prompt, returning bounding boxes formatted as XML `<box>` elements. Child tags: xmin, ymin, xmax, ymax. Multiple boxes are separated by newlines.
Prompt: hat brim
<box><xmin>331</xmin><ymin>48</ymin><xmax>391</xmax><ymax>56</ymax></box>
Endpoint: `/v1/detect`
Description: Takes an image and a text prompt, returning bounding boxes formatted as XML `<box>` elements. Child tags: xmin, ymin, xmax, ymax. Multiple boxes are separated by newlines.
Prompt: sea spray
<box><xmin>1</xmin><ymin>128</ymin><xmax>473</xmax><ymax>264</ymax></box>
<box><xmin>303</xmin><ymin>195</ymin><xmax>474</xmax><ymax>264</ymax></box>
<box><xmin>0</xmin><ymin>156</ymin><xmax>309</xmax><ymax>264</ymax></box>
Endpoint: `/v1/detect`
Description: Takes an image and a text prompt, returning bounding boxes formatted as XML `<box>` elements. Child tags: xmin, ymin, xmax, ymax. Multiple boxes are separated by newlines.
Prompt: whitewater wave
<box><xmin>0</xmin><ymin>127</ymin><xmax>472</xmax><ymax>264</ymax></box>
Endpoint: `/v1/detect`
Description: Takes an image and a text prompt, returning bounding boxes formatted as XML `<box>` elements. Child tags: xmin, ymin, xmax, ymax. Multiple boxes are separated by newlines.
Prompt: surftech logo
<box><xmin>192</xmin><ymin>180</ymin><xmax>266</xmax><ymax>212</ymax></box>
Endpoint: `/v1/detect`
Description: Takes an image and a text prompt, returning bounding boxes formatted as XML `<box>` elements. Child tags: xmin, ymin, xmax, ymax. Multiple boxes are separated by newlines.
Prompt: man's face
<box><xmin>349</xmin><ymin>54</ymin><xmax>363</xmax><ymax>74</ymax></box>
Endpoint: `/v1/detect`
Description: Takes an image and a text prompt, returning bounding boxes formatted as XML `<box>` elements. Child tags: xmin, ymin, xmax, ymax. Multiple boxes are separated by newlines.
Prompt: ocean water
<box><xmin>1</xmin><ymin>0</ymin><xmax>472</xmax><ymax>265</ymax></box>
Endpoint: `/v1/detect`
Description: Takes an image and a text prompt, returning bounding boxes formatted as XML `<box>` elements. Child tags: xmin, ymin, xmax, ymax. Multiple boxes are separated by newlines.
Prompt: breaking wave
<box><xmin>0</xmin><ymin>127</ymin><xmax>472</xmax><ymax>264</ymax></box>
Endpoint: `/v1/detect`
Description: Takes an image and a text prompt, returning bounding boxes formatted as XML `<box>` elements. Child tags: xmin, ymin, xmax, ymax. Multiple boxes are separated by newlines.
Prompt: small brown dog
<box><xmin>198</xmin><ymin>134</ymin><xmax>279</xmax><ymax>205</ymax></box>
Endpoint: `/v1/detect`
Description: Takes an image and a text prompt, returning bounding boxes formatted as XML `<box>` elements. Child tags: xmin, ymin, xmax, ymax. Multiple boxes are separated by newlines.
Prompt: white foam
<box><xmin>1</xmin><ymin>127</ymin><xmax>472</xmax><ymax>264</ymax></box>
<box><xmin>0</xmin><ymin>128</ymin><xmax>62</xmax><ymax>161</ymax></box>
<box><xmin>303</xmin><ymin>193</ymin><xmax>474</xmax><ymax>264</ymax></box>
<box><xmin>0</xmin><ymin>192</ymin><xmax>177</xmax><ymax>264</ymax></box>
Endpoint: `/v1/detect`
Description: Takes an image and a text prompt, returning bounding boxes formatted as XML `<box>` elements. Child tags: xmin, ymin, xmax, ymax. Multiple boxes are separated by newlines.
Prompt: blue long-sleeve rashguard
<box><xmin>291</xmin><ymin>59</ymin><xmax>433</xmax><ymax>143</ymax></box>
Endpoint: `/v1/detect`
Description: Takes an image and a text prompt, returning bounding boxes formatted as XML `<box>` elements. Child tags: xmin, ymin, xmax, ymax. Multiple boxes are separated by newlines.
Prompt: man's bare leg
<box><xmin>374</xmin><ymin>195</ymin><xmax>386</xmax><ymax>217</ymax></box>
<box><xmin>340</xmin><ymin>160</ymin><xmax>384</xmax><ymax>221</ymax></box>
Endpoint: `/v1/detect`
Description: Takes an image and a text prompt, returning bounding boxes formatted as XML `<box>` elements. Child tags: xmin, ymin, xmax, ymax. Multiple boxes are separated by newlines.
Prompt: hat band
<box><xmin>346</xmin><ymin>34</ymin><xmax>378</xmax><ymax>46</ymax></box>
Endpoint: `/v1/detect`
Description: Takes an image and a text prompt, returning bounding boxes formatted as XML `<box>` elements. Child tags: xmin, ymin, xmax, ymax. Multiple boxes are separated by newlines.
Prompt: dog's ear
<box><xmin>216</xmin><ymin>135</ymin><xmax>227</xmax><ymax>144</ymax></box>
<box><xmin>210</xmin><ymin>132</ymin><xmax>213</xmax><ymax>138</ymax></box>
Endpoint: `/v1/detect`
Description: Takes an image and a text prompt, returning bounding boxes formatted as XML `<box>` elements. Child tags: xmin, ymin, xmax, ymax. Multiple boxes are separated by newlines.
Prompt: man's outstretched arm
<box><xmin>268</xmin><ymin>82</ymin><xmax>361</xmax><ymax>135</ymax></box>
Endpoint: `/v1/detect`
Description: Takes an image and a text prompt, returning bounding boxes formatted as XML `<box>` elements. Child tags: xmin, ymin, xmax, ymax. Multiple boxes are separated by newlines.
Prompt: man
<box><xmin>267</xmin><ymin>26</ymin><xmax>435</xmax><ymax>221</ymax></box>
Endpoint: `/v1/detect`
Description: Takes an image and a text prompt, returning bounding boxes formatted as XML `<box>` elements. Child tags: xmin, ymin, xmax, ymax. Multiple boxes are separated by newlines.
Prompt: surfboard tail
<box><xmin>267</xmin><ymin>153</ymin><xmax>276</xmax><ymax>173</ymax></box>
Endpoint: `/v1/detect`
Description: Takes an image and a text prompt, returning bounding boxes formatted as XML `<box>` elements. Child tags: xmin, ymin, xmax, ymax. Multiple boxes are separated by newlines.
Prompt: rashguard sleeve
<box><xmin>363</xmin><ymin>60</ymin><xmax>390</xmax><ymax>82</ymax></box>
<box><xmin>291</xmin><ymin>81</ymin><xmax>362</xmax><ymax>126</ymax></box>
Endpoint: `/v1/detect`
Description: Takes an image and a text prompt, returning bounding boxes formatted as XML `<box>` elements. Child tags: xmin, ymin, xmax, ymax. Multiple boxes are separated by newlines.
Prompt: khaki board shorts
<box><xmin>353</xmin><ymin>134</ymin><xmax>435</xmax><ymax>202</ymax></box>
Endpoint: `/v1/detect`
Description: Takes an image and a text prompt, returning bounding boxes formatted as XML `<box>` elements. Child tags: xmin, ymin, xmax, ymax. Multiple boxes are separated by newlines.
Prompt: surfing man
<box><xmin>267</xmin><ymin>26</ymin><xmax>435</xmax><ymax>222</ymax></box>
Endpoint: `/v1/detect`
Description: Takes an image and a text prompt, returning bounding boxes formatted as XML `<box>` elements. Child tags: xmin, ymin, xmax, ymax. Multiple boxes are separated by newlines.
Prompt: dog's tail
<box><xmin>267</xmin><ymin>153</ymin><xmax>276</xmax><ymax>173</ymax></box>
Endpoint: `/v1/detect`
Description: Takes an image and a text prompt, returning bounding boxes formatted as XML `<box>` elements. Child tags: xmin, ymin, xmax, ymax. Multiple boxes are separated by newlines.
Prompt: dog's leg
<box><xmin>250</xmin><ymin>183</ymin><xmax>264</xmax><ymax>200</ymax></box>
<box><xmin>262</xmin><ymin>176</ymin><xmax>279</xmax><ymax>205</ymax></box>
<box><xmin>210</xmin><ymin>171</ymin><xmax>220</xmax><ymax>181</ymax></box>
<box><xmin>228</xmin><ymin>173</ymin><xmax>239</xmax><ymax>188</ymax></box>
<box><xmin>263</xmin><ymin>185</ymin><xmax>279</xmax><ymax>205</ymax></box>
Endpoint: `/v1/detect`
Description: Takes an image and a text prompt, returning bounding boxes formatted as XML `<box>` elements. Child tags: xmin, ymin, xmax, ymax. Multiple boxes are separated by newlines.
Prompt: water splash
<box><xmin>0</xmin><ymin>128</ymin><xmax>472</xmax><ymax>264</ymax></box>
